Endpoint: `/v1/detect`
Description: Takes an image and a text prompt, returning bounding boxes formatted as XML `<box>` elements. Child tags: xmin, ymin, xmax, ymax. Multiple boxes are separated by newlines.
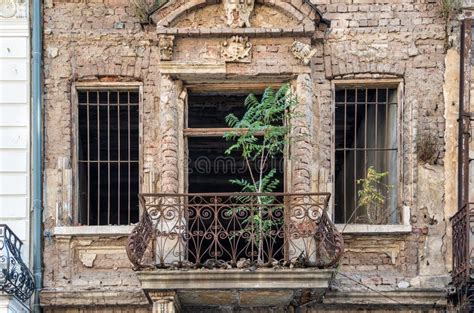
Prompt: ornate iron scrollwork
<box><xmin>0</xmin><ymin>224</ymin><xmax>35</xmax><ymax>301</ymax></box>
<box><xmin>126</xmin><ymin>193</ymin><xmax>344</xmax><ymax>270</ymax></box>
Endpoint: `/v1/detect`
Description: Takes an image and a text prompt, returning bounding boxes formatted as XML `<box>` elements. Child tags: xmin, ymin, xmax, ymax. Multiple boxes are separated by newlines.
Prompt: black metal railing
<box><xmin>0</xmin><ymin>224</ymin><xmax>35</xmax><ymax>301</ymax></box>
<box><xmin>127</xmin><ymin>193</ymin><xmax>344</xmax><ymax>270</ymax></box>
<box><xmin>451</xmin><ymin>203</ymin><xmax>473</xmax><ymax>288</ymax></box>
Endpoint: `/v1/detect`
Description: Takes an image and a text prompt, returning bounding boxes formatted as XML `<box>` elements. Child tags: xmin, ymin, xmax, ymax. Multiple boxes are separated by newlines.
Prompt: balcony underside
<box><xmin>137</xmin><ymin>269</ymin><xmax>335</xmax><ymax>307</ymax></box>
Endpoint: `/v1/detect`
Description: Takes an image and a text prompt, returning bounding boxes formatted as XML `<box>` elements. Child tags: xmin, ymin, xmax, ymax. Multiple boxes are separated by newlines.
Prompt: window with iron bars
<box><xmin>77</xmin><ymin>89</ymin><xmax>140</xmax><ymax>226</ymax></box>
<box><xmin>334</xmin><ymin>86</ymin><xmax>399</xmax><ymax>224</ymax></box>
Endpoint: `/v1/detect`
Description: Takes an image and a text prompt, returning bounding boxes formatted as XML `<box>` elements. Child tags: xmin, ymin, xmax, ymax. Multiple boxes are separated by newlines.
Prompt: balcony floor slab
<box><xmin>137</xmin><ymin>269</ymin><xmax>335</xmax><ymax>307</ymax></box>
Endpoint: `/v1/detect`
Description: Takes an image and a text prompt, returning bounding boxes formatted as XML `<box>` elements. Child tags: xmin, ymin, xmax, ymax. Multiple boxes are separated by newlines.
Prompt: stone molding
<box><xmin>323</xmin><ymin>289</ymin><xmax>447</xmax><ymax>308</ymax></box>
<box><xmin>52</xmin><ymin>225</ymin><xmax>134</xmax><ymax>236</ymax></box>
<box><xmin>158</xmin><ymin>62</ymin><xmax>227</xmax><ymax>80</ymax></box>
<box><xmin>154</xmin><ymin>0</ymin><xmax>326</xmax><ymax>29</ymax></box>
<box><xmin>337</xmin><ymin>224</ymin><xmax>412</xmax><ymax>234</ymax></box>
<box><xmin>156</xmin><ymin>26</ymin><xmax>316</xmax><ymax>38</ymax></box>
<box><xmin>40</xmin><ymin>289</ymin><xmax>149</xmax><ymax>307</ymax></box>
<box><xmin>137</xmin><ymin>269</ymin><xmax>335</xmax><ymax>307</ymax></box>
<box><xmin>137</xmin><ymin>269</ymin><xmax>335</xmax><ymax>290</ymax></box>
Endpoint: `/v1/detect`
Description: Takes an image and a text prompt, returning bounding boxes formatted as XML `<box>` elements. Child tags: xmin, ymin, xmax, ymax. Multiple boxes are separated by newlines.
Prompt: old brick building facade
<box><xmin>39</xmin><ymin>0</ymin><xmax>462</xmax><ymax>312</ymax></box>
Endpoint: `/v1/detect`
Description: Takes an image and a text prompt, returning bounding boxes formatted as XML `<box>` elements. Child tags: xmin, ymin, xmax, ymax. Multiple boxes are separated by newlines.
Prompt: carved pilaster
<box><xmin>223</xmin><ymin>0</ymin><xmax>255</xmax><ymax>28</ymax></box>
<box><xmin>158</xmin><ymin>75</ymin><xmax>183</xmax><ymax>194</ymax></box>
<box><xmin>158</xmin><ymin>35</ymin><xmax>175</xmax><ymax>61</ymax></box>
<box><xmin>291</xmin><ymin>41</ymin><xmax>317</xmax><ymax>66</ymax></box>
<box><xmin>150</xmin><ymin>291</ymin><xmax>180</xmax><ymax>313</ymax></box>
<box><xmin>57</xmin><ymin>156</ymin><xmax>73</xmax><ymax>226</ymax></box>
<box><xmin>290</xmin><ymin>74</ymin><xmax>314</xmax><ymax>193</ymax></box>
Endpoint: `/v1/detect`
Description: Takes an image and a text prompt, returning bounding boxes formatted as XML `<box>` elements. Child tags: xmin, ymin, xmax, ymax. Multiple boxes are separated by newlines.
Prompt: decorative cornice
<box><xmin>156</xmin><ymin>25</ymin><xmax>317</xmax><ymax>39</ymax></box>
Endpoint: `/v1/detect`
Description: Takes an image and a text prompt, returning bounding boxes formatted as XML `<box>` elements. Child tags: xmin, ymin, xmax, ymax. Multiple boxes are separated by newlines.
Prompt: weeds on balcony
<box><xmin>224</xmin><ymin>84</ymin><xmax>297</xmax><ymax>264</ymax></box>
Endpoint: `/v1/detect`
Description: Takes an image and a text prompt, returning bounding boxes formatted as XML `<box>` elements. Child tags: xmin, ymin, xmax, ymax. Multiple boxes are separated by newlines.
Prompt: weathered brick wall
<box><xmin>41</xmin><ymin>0</ymin><xmax>452</xmax><ymax>311</ymax></box>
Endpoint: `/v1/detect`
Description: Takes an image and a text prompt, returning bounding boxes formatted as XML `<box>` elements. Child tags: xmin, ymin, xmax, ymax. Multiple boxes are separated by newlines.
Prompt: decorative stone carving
<box><xmin>158</xmin><ymin>35</ymin><xmax>175</xmax><ymax>61</ymax></box>
<box><xmin>220</xmin><ymin>36</ymin><xmax>252</xmax><ymax>63</ymax></box>
<box><xmin>0</xmin><ymin>0</ymin><xmax>17</xmax><ymax>18</ymax></box>
<box><xmin>150</xmin><ymin>291</ymin><xmax>181</xmax><ymax>313</ymax></box>
<box><xmin>223</xmin><ymin>0</ymin><xmax>255</xmax><ymax>28</ymax></box>
<box><xmin>291</xmin><ymin>41</ymin><xmax>317</xmax><ymax>66</ymax></box>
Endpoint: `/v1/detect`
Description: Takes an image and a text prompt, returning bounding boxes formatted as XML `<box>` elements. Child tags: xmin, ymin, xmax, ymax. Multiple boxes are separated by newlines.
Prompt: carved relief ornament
<box><xmin>291</xmin><ymin>41</ymin><xmax>317</xmax><ymax>66</ymax></box>
<box><xmin>0</xmin><ymin>0</ymin><xmax>17</xmax><ymax>18</ymax></box>
<box><xmin>223</xmin><ymin>0</ymin><xmax>255</xmax><ymax>28</ymax></box>
<box><xmin>158</xmin><ymin>35</ymin><xmax>175</xmax><ymax>61</ymax></box>
<box><xmin>220</xmin><ymin>36</ymin><xmax>252</xmax><ymax>63</ymax></box>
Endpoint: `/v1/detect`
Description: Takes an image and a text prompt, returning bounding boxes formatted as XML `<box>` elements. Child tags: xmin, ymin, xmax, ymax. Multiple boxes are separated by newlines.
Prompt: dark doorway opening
<box><xmin>185</xmin><ymin>92</ymin><xmax>285</xmax><ymax>265</ymax></box>
<box><xmin>186</xmin><ymin>93</ymin><xmax>284</xmax><ymax>194</ymax></box>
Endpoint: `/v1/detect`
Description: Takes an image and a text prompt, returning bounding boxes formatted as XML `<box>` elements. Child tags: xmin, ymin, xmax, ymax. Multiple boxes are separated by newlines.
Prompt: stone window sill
<box><xmin>336</xmin><ymin>224</ymin><xmax>412</xmax><ymax>234</ymax></box>
<box><xmin>52</xmin><ymin>225</ymin><xmax>135</xmax><ymax>237</ymax></box>
<box><xmin>53</xmin><ymin>224</ymin><xmax>412</xmax><ymax>237</ymax></box>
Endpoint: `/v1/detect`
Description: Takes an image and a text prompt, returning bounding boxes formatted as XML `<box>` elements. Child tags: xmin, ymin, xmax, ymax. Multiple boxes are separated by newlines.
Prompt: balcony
<box><xmin>450</xmin><ymin>203</ymin><xmax>474</xmax><ymax>311</ymax></box>
<box><xmin>0</xmin><ymin>224</ymin><xmax>34</xmax><ymax>302</ymax></box>
<box><xmin>127</xmin><ymin>193</ymin><xmax>344</xmax><ymax>308</ymax></box>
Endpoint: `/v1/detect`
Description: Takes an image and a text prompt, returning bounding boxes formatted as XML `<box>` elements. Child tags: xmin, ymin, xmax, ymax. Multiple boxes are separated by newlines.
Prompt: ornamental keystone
<box><xmin>158</xmin><ymin>35</ymin><xmax>175</xmax><ymax>61</ymax></box>
<box><xmin>223</xmin><ymin>0</ymin><xmax>255</xmax><ymax>28</ymax></box>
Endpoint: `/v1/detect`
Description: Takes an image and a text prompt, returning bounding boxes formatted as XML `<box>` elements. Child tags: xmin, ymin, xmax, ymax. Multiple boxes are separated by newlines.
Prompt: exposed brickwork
<box><xmin>42</xmin><ymin>0</ymin><xmax>452</xmax><ymax>311</ymax></box>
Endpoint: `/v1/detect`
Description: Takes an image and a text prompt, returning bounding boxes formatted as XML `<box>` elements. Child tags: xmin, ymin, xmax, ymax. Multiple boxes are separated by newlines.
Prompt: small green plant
<box><xmin>417</xmin><ymin>133</ymin><xmax>438</xmax><ymax>164</ymax></box>
<box><xmin>131</xmin><ymin>0</ymin><xmax>152</xmax><ymax>25</ymax></box>
<box><xmin>224</xmin><ymin>84</ymin><xmax>297</xmax><ymax>264</ymax></box>
<box><xmin>131</xmin><ymin>0</ymin><xmax>170</xmax><ymax>25</ymax></box>
<box><xmin>355</xmin><ymin>166</ymin><xmax>394</xmax><ymax>225</ymax></box>
<box><xmin>441</xmin><ymin>0</ymin><xmax>462</xmax><ymax>20</ymax></box>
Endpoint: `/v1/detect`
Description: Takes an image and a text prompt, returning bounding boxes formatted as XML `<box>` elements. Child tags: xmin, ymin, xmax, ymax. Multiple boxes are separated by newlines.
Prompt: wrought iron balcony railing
<box><xmin>0</xmin><ymin>224</ymin><xmax>34</xmax><ymax>301</ymax></box>
<box><xmin>451</xmin><ymin>203</ymin><xmax>474</xmax><ymax>288</ymax></box>
<box><xmin>127</xmin><ymin>193</ymin><xmax>344</xmax><ymax>270</ymax></box>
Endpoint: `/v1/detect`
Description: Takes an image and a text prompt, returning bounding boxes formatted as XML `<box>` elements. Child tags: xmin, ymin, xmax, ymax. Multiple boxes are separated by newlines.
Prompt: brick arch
<box><xmin>155</xmin><ymin>0</ymin><xmax>327</xmax><ymax>28</ymax></box>
<box><xmin>75</xmin><ymin>62</ymin><xmax>142</xmax><ymax>81</ymax></box>
<box><xmin>325</xmin><ymin>60</ymin><xmax>406</xmax><ymax>80</ymax></box>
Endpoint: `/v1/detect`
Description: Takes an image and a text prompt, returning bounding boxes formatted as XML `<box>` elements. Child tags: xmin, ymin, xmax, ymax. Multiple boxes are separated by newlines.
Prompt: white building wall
<box><xmin>0</xmin><ymin>0</ymin><xmax>31</xmax><ymax>263</ymax></box>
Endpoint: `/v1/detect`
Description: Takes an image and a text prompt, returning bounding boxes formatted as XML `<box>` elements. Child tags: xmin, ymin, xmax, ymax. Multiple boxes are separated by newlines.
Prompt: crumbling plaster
<box><xmin>41</xmin><ymin>0</ymin><xmax>454</xmax><ymax>311</ymax></box>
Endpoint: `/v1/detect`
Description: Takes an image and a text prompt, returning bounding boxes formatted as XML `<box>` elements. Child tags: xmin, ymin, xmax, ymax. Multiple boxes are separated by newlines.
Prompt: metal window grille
<box><xmin>334</xmin><ymin>87</ymin><xmax>398</xmax><ymax>224</ymax></box>
<box><xmin>77</xmin><ymin>90</ymin><xmax>140</xmax><ymax>225</ymax></box>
